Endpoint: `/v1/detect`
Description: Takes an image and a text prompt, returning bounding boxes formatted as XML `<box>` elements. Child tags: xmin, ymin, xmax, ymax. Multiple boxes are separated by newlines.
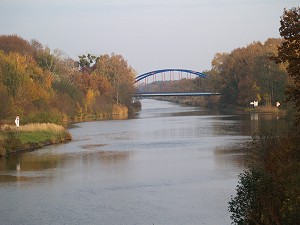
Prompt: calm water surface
<box><xmin>0</xmin><ymin>99</ymin><xmax>284</xmax><ymax>225</ymax></box>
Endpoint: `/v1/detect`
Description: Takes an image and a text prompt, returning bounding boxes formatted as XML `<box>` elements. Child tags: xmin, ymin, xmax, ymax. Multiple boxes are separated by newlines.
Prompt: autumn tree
<box><xmin>0</xmin><ymin>50</ymin><xmax>54</xmax><ymax>119</ymax></box>
<box><xmin>0</xmin><ymin>35</ymin><xmax>34</xmax><ymax>57</ymax></box>
<box><xmin>0</xmin><ymin>81</ymin><xmax>12</xmax><ymax>119</ymax></box>
<box><xmin>0</xmin><ymin>52</ymin><xmax>20</xmax><ymax>97</ymax></box>
<box><xmin>229</xmin><ymin>9</ymin><xmax>300</xmax><ymax>224</ymax></box>
<box><xmin>94</xmin><ymin>54</ymin><xmax>136</xmax><ymax>105</ymax></box>
<box><xmin>209</xmin><ymin>52</ymin><xmax>229</xmax><ymax>92</ymax></box>
<box><xmin>31</xmin><ymin>39</ymin><xmax>73</xmax><ymax>81</ymax></box>
<box><xmin>0</xmin><ymin>35</ymin><xmax>138</xmax><ymax>122</ymax></box>
<box><xmin>31</xmin><ymin>40</ymin><xmax>85</xmax><ymax>119</ymax></box>
<box><xmin>275</xmin><ymin>7</ymin><xmax>300</xmax><ymax>123</ymax></box>
<box><xmin>73</xmin><ymin>54</ymin><xmax>118</xmax><ymax>117</ymax></box>
<box><xmin>212</xmin><ymin>39</ymin><xmax>288</xmax><ymax>108</ymax></box>
<box><xmin>253</xmin><ymin>39</ymin><xmax>287</xmax><ymax>106</ymax></box>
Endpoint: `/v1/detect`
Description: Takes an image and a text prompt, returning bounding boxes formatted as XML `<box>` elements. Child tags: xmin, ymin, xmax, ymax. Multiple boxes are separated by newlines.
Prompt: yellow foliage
<box><xmin>76</xmin><ymin>102</ymin><xmax>83</xmax><ymax>121</ymax></box>
<box><xmin>112</xmin><ymin>104</ymin><xmax>128</xmax><ymax>115</ymax></box>
<box><xmin>111</xmin><ymin>104</ymin><xmax>128</xmax><ymax>119</ymax></box>
<box><xmin>44</xmin><ymin>72</ymin><xmax>53</xmax><ymax>89</ymax></box>
<box><xmin>86</xmin><ymin>89</ymin><xmax>95</xmax><ymax>105</ymax></box>
<box><xmin>0</xmin><ymin>35</ymin><xmax>137</xmax><ymax>122</ymax></box>
<box><xmin>85</xmin><ymin>89</ymin><xmax>100</xmax><ymax>114</ymax></box>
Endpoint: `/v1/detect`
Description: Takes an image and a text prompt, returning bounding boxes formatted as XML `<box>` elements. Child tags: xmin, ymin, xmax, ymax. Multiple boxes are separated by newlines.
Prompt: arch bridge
<box><xmin>134</xmin><ymin>69</ymin><xmax>220</xmax><ymax>97</ymax></box>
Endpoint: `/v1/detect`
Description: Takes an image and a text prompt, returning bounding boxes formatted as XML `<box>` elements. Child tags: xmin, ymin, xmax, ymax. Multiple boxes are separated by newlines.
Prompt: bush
<box><xmin>229</xmin><ymin>168</ymin><xmax>282</xmax><ymax>225</ymax></box>
<box><xmin>22</xmin><ymin>110</ymin><xmax>64</xmax><ymax>125</ymax></box>
<box><xmin>2</xmin><ymin>127</ymin><xmax>22</xmax><ymax>153</ymax></box>
<box><xmin>0</xmin><ymin>140</ymin><xmax>6</xmax><ymax>156</ymax></box>
<box><xmin>229</xmin><ymin>128</ymin><xmax>300</xmax><ymax>225</ymax></box>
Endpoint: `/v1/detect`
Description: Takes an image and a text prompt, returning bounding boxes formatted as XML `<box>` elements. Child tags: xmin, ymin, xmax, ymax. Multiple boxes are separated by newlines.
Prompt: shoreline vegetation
<box><xmin>0</xmin><ymin>101</ymin><xmax>142</xmax><ymax>157</ymax></box>
<box><xmin>0</xmin><ymin>33</ymin><xmax>141</xmax><ymax>156</ymax></box>
<box><xmin>0</xmin><ymin>123</ymin><xmax>71</xmax><ymax>157</ymax></box>
<box><xmin>74</xmin><ymin>101</ymin><xmax>141</xmax><ymax>122</ymax></box>
<box><xmin>228</xmin><ymin>7</ymin><xmax>300</xmax><ymax>225</ymax></box>
<box><xmin>155</xmin><ymin>96</ymin><xmax>285</xmax><ymax>115</ymax></box>
<box><xmin>0</xmin><ymin>35</ymin><xmax>139</xmax><ymax>128</ymax></box>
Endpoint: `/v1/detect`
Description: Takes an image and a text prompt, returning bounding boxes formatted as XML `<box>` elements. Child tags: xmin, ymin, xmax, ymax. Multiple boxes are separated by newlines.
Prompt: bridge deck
<box><xmin>134</xmin><ymin>92</ymin><xmax>220</xmax><ymax>97</ymax></box>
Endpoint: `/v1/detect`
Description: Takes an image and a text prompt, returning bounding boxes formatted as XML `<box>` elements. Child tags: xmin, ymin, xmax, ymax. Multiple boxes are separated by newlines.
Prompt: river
<box><xmin>0</xmin><ymin>99</ymin><xmax>285</xmax><ymax>225</ymax></box>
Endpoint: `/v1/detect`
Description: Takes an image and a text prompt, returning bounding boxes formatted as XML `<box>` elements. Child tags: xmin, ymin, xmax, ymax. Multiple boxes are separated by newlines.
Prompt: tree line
<box><xmin>139</xmin><ymin>38</ymin><xmax>289</xmax><ymax>110</ymax></box>
<box><xmin>0</xmin><ymin>35</ymin><xmax>137</xmax><ymax>124</ymax></box>
<box><xmin>208</xmin><ymin>38</ymin><xmax>289</xmax><ymax>109</ymax></box>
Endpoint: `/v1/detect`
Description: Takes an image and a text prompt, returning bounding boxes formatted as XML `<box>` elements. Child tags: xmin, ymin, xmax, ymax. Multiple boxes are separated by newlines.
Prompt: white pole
<box><xmin>15</xmin><ymin>116</ymin><xmax>20</xmax><ymax>128</ymax></box>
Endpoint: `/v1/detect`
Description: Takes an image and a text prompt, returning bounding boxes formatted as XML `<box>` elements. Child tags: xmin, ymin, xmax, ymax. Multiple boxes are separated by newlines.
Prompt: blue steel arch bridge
<box><xmin>134</xmin><ymin>69</ymin><xmax>220</xmax><ymax>97</ymax></box>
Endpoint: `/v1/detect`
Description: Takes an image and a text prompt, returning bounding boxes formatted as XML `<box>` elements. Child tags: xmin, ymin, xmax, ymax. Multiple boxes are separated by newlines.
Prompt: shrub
<box><xmin>0</xmin><ymin>140</ymin><xmax>6</xmax><ymax>156</ymax></box>
<box><xmin>229</xmin><ymin>128</ymin><xmax>300</xmax><ymax>225</ymax></box>
<box><xmin>2</xmin><ymin>127</ymin><xmax>22</xmax><ymax>153</ymax></box>
<box><xmin>22</xmin><ymin>110</ymin><xmax>64</xmax><ymax>124</ymax></box>
<box><xmin>229</xmin><ymin>168</ymin><xmax>282</xmax><ymax>225</ymax></box>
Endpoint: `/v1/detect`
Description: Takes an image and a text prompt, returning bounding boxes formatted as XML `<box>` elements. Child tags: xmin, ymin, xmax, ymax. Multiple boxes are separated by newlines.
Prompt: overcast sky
<box><xmin>0</xmin><ymin>0</ymin><xmax>298</xmax><ymax>74</ymax></box>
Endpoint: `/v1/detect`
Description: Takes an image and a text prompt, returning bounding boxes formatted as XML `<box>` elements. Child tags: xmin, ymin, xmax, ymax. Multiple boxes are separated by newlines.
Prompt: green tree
<box><xmin>76</xmin><ymin>54</ymin><xmax>99</xmax><ymax>74</ymax></box>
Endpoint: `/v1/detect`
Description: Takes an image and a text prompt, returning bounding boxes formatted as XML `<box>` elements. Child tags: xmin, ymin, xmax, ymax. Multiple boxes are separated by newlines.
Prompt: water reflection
<box><xmin>0</xmin><ymin>99</ymin><xmax>289</xmax><ymax>225</ymax></box>
<box><xmin>0</xmin><ymin>153</ymin><xmax>61</xmax><ymax>172</ymax></box>
<box><xmin>212</xmin><ymin>113</ymin><xmax>286</xmax><ymax>136</ymax></box>
<box><xmin>93</xmin><ymin>151</ymin><xmax>131</xmax><ymax>164</ymax></box>
<box><xmin>0</xmin><ymin>146</ymin><xmax>131</xmax><ymax>183</ymax></box>
<box><xmin>213</xmin><ymin>143</ymin><xmax>251</xmax><ymax>170</ymax></box>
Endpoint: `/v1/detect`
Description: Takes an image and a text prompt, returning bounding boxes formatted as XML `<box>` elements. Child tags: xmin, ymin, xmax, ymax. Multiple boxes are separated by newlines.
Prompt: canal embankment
<box><xmin>0</xmin><ymin>101</ymin><xmax>142</xmax><ymax>157</ymax></box>
<box><xmin>0</xmin><ymin>123</ymin><xmax>71</xmax><ymax>157</ymax></box>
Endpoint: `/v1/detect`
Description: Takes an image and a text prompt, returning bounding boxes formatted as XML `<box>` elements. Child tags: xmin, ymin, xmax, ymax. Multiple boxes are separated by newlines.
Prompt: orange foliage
<box><xmin>0</xmin><ymin>35</ymin><xmax>137</xmax><ymax>122</ymax></box>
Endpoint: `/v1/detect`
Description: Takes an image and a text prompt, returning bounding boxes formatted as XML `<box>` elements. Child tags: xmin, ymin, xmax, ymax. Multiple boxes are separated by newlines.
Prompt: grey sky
<box><xmin>0</xmin><ymin>0</ymin><xmax>298</xmax><ymax>74</ymax></box>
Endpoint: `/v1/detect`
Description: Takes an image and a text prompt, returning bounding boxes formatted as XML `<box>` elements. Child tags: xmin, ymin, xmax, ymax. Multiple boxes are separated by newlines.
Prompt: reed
<box><xmin>1</xmin><ymin>123</ymin><xmax>65</xmax><ymax>133</ymax></box>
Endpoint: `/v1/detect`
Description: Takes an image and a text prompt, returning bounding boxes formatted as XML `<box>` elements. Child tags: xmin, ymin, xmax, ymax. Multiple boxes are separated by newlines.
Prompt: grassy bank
<box><xmin>0</xmin><ymin>123</ymin><xmax>72</xmax><ymax>156</ymax></box>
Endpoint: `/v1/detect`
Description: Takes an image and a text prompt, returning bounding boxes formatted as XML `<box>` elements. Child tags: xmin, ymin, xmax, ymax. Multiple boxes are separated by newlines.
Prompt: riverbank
<box><xmin>73</xmin><ymin>101</ymin><xmax>142</xmax><ymax>122</ymax></box>
<box><xmin>0</xmin><ymin>101</ymin><xmax>142</xmax><ymax>157</ymax></box>
<box><xmin>0</xmin><ymin>123</ymin><xmax>72</xmax><ymax>157</ymax></box>
<box><xmin>155</xmin><ymin>96</ymin><xmax>285</xmax><ymax>115</ymax></box>
<box><xmin>155</xmin><ymin>96</ymin><xmax>219</xmax><ymax>109</ymax></box>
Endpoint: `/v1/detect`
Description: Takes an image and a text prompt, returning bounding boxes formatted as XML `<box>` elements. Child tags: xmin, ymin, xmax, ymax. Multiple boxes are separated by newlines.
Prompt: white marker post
<box><xmin>15</xmin><ymin>116</ymin><xmax>20</xmax><ymax>128</ymax></box>
<box><xmin>250</xmin><ymin>101</ymin><xmax>258</xmax><ymax>108</ymax></box>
